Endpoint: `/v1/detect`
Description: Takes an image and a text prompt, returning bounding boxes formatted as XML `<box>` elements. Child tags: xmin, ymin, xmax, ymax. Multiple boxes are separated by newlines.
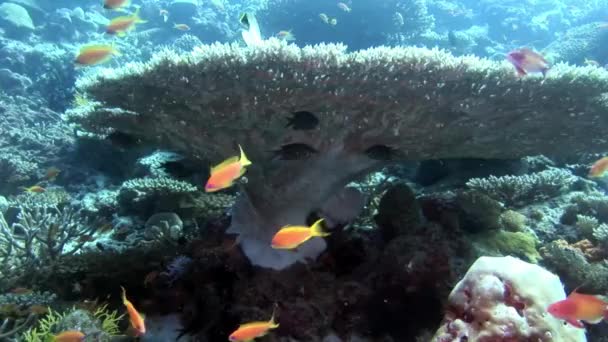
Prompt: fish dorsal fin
<box><xmin>211</xmin><ymin>156</ymin><xmax>239</xmax><ymax>173</ymax></box>
<box><xmin>237</xmin><ymin>321</ymin><xmax>265</xmax><ymax>329</ymax></box>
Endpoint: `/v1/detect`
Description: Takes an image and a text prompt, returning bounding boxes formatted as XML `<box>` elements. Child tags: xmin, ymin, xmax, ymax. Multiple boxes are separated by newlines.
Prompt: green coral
<box><xmin>499</xmin><ymin>210</ymin><xmax>527</xmax><ymax>232</ymax></box>
<box><xmin>21</xmin><ymin>308</ymin><xmax>64</xmax><ymax>342</ymax></box>
<box><xmin>456</xmin><ymin>190</ymin><xmax>504</xmax><ymax>232</ymax></box>
<box><xmin>473</xmin><ymin>230</ymin><xmax>541</xmax><ymax>263</ymax></box>
<box><xmin>21</xmin><ymin>305</ymin><xmax>122</xmax><ymax>342</ymax></box>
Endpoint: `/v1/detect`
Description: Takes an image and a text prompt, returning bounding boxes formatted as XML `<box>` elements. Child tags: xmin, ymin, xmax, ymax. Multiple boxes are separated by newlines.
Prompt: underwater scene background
<box><xmin>1</xmin><ymin>0</ymin><xmax>608</xmax><ymax>341</ymax></box>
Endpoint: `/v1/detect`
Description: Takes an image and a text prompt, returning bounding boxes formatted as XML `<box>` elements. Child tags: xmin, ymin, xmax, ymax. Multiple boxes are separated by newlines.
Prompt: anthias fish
<box><xmin>506</xmin><ymin>48</ymin><xmax>550</xmax><ymax>77</ymax></box>
<box><xmin>103</xmin><ymin>0</ymin><xmax>130</xmax><ymax>10</ymax></box>
<box><xmin>588</xmin><ymin>156</ymin><xmax>608</xmax><ymax>178</ymax></box>
<box><xmin>106</xmin><ymin>8</ymin><xmax>146</xmax><ymax>36</ymax></box>
<box><xmin>23</xmin><ymin>185</ymin><xmax>45</xmax><ymax>193</ymax></box>
<box><xmin>271</xmin><ymin>219</ymin><xmax>330</xmax><ymax>250</ymax></box>
<box><xmin>276</xmin><ymin>30</ymin><xmax>295</xmax><ymax>41</ymax></box>
<box><xmin>120</xmin><ymin>286</ymin><xmax>146</xmax><ymax>336</ymax></box>
<box><xmin>75</xmin><ymin>44</ymin><xmax>120</xmax><ymax>66</ymax></box>
<box><xmin>53</xmin><ymin>330</ymin><xmax>86</xmax><ymax>342</ymax></box>
<box><xmin>228</xmin><ymin>311</ymin><xmax>279</xmax><ymax>341</ymax></box>
<box><xmin>205</xmin><ymin>145</ymin><xmax>252</xmax><ymax>192</ymax></box>
<box><xmin>547</xmin><ymin>289</ymin><xmax>608</xmax><ymax>328</ymax></box>
<box><xmin>174</xmin><ymin>24</ymin><xmax>191</xmax><ymax>31</ymax></box>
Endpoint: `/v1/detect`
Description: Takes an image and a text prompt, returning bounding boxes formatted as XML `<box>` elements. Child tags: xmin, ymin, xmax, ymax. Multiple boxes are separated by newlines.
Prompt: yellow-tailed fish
<box><xmin>75</xmin><ymin>44</ymin><xmax>120</xmax><ymax>66</ymax></box>
<box><xmin>271</xmin><ymin>219</ymin><xmax>329</xmax><ymax>250</ymax></box>
<box><xmin>205</xmin><ymin>145</ymin><xmax>252</xmax><ymax>192</ymax></box>
<box><xmin>106</xmin><ymin>8</ymin><xmax>146</xmax><ymax>36</ymax></box>
<box><xmin>228</xmin><ymin>310</ymin><xmax>279</xmax><ymax>341</ymax></box>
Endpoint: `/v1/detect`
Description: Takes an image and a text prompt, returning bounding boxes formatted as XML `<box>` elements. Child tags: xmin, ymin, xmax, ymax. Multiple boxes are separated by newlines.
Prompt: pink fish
<box><xmin>506</xmin><ymin>48</ymin><xmax>550</xmax><ymax>77</ymax></box>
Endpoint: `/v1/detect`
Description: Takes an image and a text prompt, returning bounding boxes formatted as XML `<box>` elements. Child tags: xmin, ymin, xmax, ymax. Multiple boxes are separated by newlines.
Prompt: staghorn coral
<box><xmin>466</xmin><ymin>168</ymin><xmax>579</xmax><ymax>207</ymax></box>
<box><xmin>67</xmin><ymin>40</ymin><xmax>608</xmax><ymax>269</ymax></box>
<box><xmin>0</xmin><ymin>205</ymin><xmax>95</xmax><ymax>290</ymax></box>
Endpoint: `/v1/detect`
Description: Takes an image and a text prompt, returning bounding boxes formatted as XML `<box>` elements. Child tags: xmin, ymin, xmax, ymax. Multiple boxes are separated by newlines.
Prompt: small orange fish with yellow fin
<box><xmin>104</xmin><ymin>0</ymin><xmax>130</xmax><ymax>10</ymax></box>
<box><xmin>174</xmin><ymin>23</ymin><xmax>191</xmax><ymax>31</ymax></box>
<box><xmin>205</xmin><ymin>145</ymin><xmax>252</xmax><ymax>192</ymax></box>
<box><xmin>228</xmin><ymin>309</ymin><xmax>279</xmax><ymax>341</ymax></box>
<box><xmin>106</xmin><ymin>8</ymin><xmax>147</xmax><ymax>36</ymax></box>
<box><xmin>23</xmin><ymin>185</ymin><xmax>45</xmax><ymax>193</ymax></box>
<box><xmin>52</xmin><ymin>330</ymin><xmax>86</xmax><ymax>342</ymax></box>
<box><xmin>271</xmin><ymin>219</ymin><xmax>329</xmax><ymax>250</ymax></box>
<box><xmin>75</xmin><ymin>44</ymin><xmax>120</xmax><ymax>66</ymax></box>
<box><xmin>547</xmin><ymin>288</ymin><xmax>608</xmax><ymax>328</ymax></box>
<box><xmin>589</xmin><ymin>156</ymin><xmax>608</xmax><ymax>178</ymax></box>
<box><xmin>120</xmin><ymin>286</ymin><xmax>146</xmax><ymax>336</ymax></box>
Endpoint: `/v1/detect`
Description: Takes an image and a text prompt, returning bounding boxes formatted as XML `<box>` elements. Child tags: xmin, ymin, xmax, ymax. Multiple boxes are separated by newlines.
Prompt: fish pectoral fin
<box><xmin>515</xmin><ymin>65</ymin><xmax>527</xmax><ymax>77</ymax></box>
<box><xmin>211</xmin><ymin>156</ymin><xmax>239</xmax><ymax>172</ymax></box>
<box><xmin>566</xmin><ymin>318</ymin><xmax>585</xmax><ymax>328</ymax></box>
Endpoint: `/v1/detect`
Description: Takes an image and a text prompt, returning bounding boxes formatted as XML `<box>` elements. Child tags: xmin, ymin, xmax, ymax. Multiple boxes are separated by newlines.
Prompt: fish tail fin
<box><xmin>133</xmin><ymin>6</ymin><xmax>147</xmax><ymax>23</ymax></box>
<box><xmin>238</xmin><ymin>145</ymin><xmax>252</xmax><ymax>166</ymax></box>
<box><xmin>310</xmin><ymin>219</ymin><xmax>330</xmax><ymax>237</ymax></box>
<box><xmin>120</xmin><ymin>286</ymin><xmax>127</xmax><ymax>304</ymax></box>
<box><xmin>269</xmin><ymin>304</ymin><xmax>280</xmax><ymax>328</ymax></box>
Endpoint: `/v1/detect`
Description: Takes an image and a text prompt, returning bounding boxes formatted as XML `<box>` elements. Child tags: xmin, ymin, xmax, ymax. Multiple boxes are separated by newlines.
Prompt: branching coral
<box><xmin>67</xmin><ymin>40</ymin><xmax>608</xmax><ymax>269</ymax></box>
<box><xmin>466</xmin><ymin>168</ymin><xmax>579</xmax><ymax>207</ymax></box>
<box><xmin>0</xmin><ymin>205</ymin><xmax>95</xmax><ymax>289</ymax></box>
<box><xmin>22</xmin><ymin>305</ymin><xmax>122</xmax><ymax>341</ymax></box>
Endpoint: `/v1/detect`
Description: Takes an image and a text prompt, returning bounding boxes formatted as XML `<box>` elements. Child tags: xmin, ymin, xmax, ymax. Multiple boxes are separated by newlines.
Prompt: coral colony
<box><xmin>1</xmin><ymin>0</ymin><xmax>608</xmax><ymax>341</ymax></box>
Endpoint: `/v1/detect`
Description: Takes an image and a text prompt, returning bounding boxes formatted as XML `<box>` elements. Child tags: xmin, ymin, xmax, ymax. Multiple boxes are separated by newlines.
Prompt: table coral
<box><xmin>67</xmin><ymin>40</ymin><xmax>608</xmax><ymax>270</ymax></box>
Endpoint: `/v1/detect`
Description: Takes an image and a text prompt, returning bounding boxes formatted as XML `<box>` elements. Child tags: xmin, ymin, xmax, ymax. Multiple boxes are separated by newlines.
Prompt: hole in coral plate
<box><xmin>272</xmin><ymin>143</ymin><xmax>318</xmax><ymax>160</ymax></box>
<box><xmin>285</xmin><ymin>111</ymin><xmax>319</xmax><ymax>130</ymax></box>
<box><xmin>365</xmin><ymin>144</ymin><xmax>399</xmax><ymax>160</ymax></box>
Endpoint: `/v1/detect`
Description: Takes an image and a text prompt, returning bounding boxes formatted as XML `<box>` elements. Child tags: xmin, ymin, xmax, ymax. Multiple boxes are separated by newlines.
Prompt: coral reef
<box><xmin>466</xmin><ymin>168</ymin><xmax>579</xmax><ymax>207</ymax></box>
<box><xmin>541</xmin><ymin>239</ymin><xmax>608</xmax><ymax>293</ymax></box>
<box><xmin>0</xmin><ymin>205</ymin><xmax>95</xmax><ymax>290</ymax></box>
<box><xmin>67</xmin><ymin>40</ymin><xmax>608</xmax><ymax>270</ymax></box>
<box><xmin>432</xmin><ymin>256</ymin><xmax>585</xmax><ymax>342</ymax></box>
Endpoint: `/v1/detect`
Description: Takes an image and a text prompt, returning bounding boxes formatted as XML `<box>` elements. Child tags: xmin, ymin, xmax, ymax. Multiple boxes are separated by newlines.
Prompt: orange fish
<box><xmin>106</xmin><ymin>8</ymin><xmax>146</xmax><ymax>36</ymax></box>
<box><xmin>23</xmin><ymin>185</ymin><xmax>45</xmax><ymax>193</ymax></box>
<box><xmin>276</xmin><ymin>30</ymin><xmax>295</xmax><ymax>41</ymax></box>
<box><xmin>589</xmin><ymin>156</ymin><xmax>608</xmax><ymax>178</ymax></box>
<box><xmin>75</xmin><ymin>44</ymin><xmax>120</xmax><ymax>66</ymax></box>
<box><xmin>174</xmin><ymin>23</ymin><xmax>191</xmax><ymax>31</ymax></box>
<box><xmin>28</xmin><ymin>305</ymin><xmax>49</xmax><ymax>315</ymax></box>
<box><xmin>205</xmin><ymin>145</ymin><xmax>252</xmax><ymax>192</ymax></box>
<box><xmin>104</xmin><ymin>0</ymin><xmax>131</xmax><ymax>10</ymax></box>
<box><xmin>53</xmin><ymin>330</ymin><xmax>86</xmax><ymax>342</ymax></box>
<box><xmin>547</xmin><ymin>288</ymin><xmax>608</xmax><ymax>328</ymax></box>
<box><xmin>120</xmin><ymin>286</ymin><xmax>146</xmax><ymax>336</ymax></box>
<box><xmin>11</xmin><ymin>287</ymin><xmax>33</xmax><ymax>294</ymax></box>
<box><xmin>228</xmin><ymin>310</ymin><xmax>279</xmax><ymax>341</ymax></box>
<box><xmin>506</xmin><ymin>48</ymin><xmax>550</xmax><ymax>77</ymax></box>
<box><xmin>271</xmin><ymin>219</ymin><xmax>329</xmax><ymax>250</ymax></box>
<box><xmin>45</xmin><ymin>167</ymin><xmax>61</xmax><ymax>181</ymax></box>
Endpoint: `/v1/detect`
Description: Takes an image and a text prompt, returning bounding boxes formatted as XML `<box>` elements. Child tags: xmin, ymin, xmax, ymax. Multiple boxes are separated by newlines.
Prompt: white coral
<box><xmin>432</xmin><ymin>256</ymin><xmax>585</xmax><ymax>342</ymax></box>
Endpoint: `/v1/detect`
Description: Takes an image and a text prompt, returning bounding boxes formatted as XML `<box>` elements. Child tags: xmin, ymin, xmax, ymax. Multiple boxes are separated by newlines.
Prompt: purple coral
<box><xmin>162</xmin><ymin>255</ymin><xmax>192</xmax><ymax>286</ymax></box>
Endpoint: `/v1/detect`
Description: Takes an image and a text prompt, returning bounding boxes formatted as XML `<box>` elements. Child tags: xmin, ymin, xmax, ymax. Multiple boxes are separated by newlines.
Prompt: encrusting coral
<box><xmin>66</xmin><ymin>39</ymin><xmax>608</xmax><ymax>269</ymax></box>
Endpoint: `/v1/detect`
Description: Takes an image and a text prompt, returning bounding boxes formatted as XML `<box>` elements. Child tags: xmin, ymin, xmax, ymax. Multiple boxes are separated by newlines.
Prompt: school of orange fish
<box><xmin>46</xmin><ymin>0</ymin><xmax>608</xmax><ymax>340</ymax></box>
